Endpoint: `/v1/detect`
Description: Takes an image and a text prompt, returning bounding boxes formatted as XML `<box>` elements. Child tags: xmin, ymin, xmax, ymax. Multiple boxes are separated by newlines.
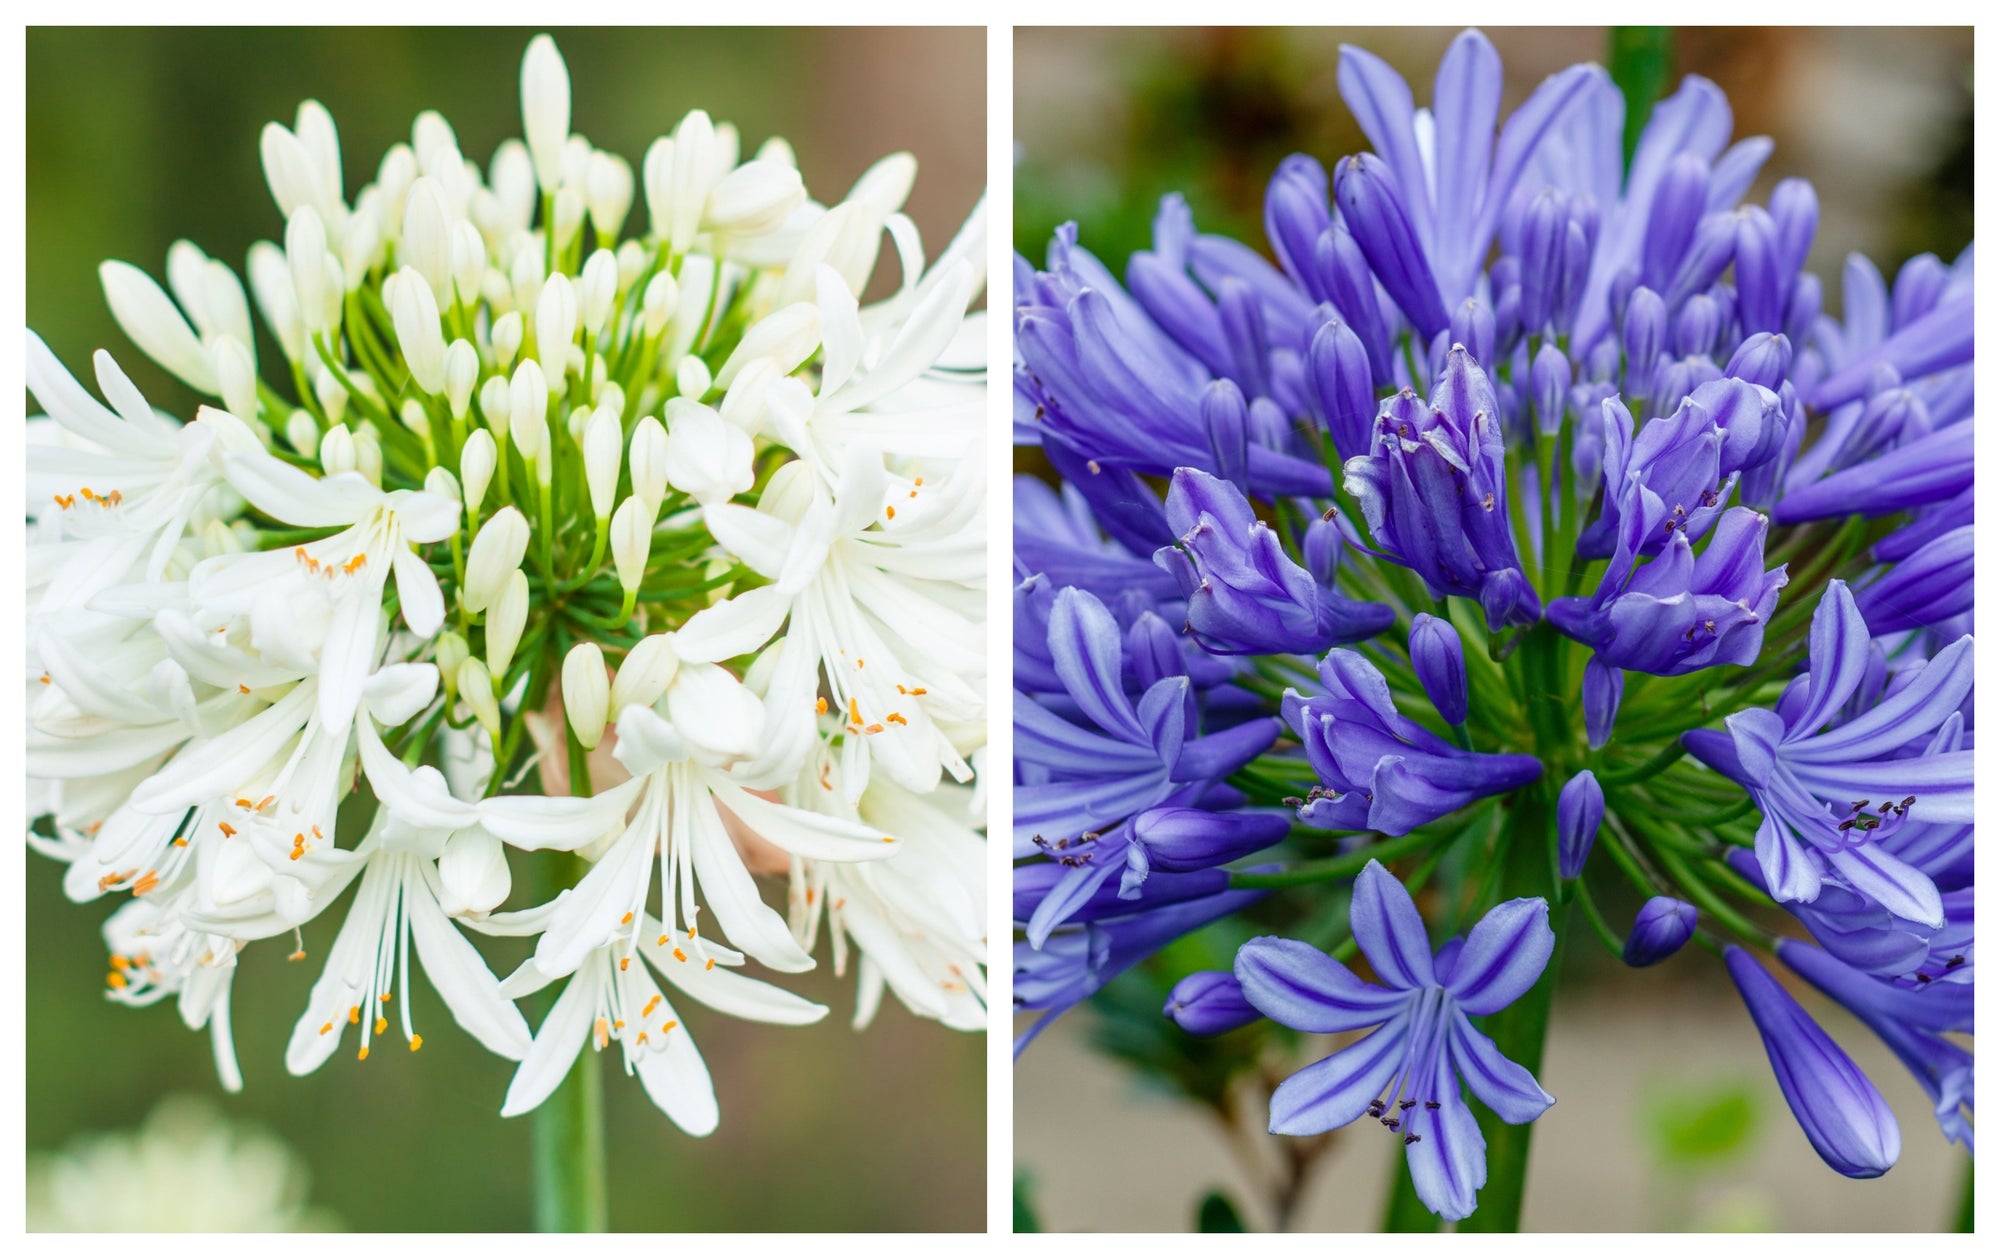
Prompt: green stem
<box><xmin>529</xmin><ymin>848</ymin><xmax>607</xmax><ymax>1232</ymax></box>
<box><xmin>1952</xmin><ymin>1154</ymin><xmax>1973</xmax><ymax>1231</ymax></box>
<box><xmin>1382</xmin><ymin>1149</ymin><xmax>1442</xmax><ymax>1232</ymax></box>
<box><xmin>1227</xmin><ymin>829</ymin><xmax>1432</xmax><ymax>889</ymax></box>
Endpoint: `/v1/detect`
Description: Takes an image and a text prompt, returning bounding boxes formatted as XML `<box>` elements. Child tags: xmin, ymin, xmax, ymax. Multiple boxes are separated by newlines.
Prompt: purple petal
<box><xmin>1350</xmin><ymin>859</ymin><xmax>1437</xmax><ymax>989</ymax></box>
<box><xmin>1268</xmin><ymin>1014</ymin><xmax>1411</xmax><ymax>1137</ymax></box>
<box><xmin>1448</xmin><ymin>1010</ymin><xmax>1555</xmax><ymax>1123</ymax></box>
<box><xmin>1445</xmin><ymin>897</ymin><xmax>1554</xmax><ymax>1014</ymax></box>
<box><xmin>1235</xmin><ymin>935</ymin><xmax>1410</xmax><ymax>1033</ymax></box>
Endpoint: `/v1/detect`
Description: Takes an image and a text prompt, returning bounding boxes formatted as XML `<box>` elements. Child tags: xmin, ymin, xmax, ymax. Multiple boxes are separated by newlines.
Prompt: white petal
<box><xmin>671</xmin><ymin>585</ymin><xmax>790</xmax><ymax>663</ymax></box>
<box><xmin>706</xmin><ymin>777</ymin><xmax>903</xmax><ymax>862</ymax></box>
<box><xmin>500</xmin><ymin>971</ymin><xmax>596</xmax><ymax>1117</ymax></box>
<box><xmin>391</xmin><ymin>545</ymin><xmax>446</xmax><ymax>636</ymax></box>
<box><xmin>686</xmin><ymin>792</ymin><xmax>815</xmax><ymax>972</ymax></box>
<box><xmin>407</xmin><ymin>870</ymin><xmax>532</xmax><ymax>1059</ymax></box>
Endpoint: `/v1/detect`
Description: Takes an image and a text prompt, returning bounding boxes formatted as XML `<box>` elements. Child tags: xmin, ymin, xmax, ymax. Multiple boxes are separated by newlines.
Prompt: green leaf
<box><xmin>1196</xmin><ymin>1189</ymin><xmax>1247</xmax><ymax>1232</ymax></box>
<box><xmin>1608</xmin><ymin>28</ymin><xmax>1674</xmax><ymax>171</ymax></box>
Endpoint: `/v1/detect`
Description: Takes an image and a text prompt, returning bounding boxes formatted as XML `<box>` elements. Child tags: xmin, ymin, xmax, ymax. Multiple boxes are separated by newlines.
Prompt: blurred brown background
<box><xmin>25</xmin><ymin>26</ymin><xmax>986</xmax><ymax>1232</ymax></box>
<box><xmin>1012</xmin><ymin>25</ymin><xmax>1973</xmax><ymax>1233</ymax></box>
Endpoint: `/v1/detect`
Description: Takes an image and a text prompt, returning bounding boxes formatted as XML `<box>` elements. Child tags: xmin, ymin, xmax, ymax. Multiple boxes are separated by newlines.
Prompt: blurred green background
<box><xmin>1012</xmin><ymin>27</ymin><xmax>1973</xmax><ymax>1233</ymax></box>
<box><xmin>26</xmin><ymin>26</ymin><xmax>986</xmax><ymax>1232</ymax></box>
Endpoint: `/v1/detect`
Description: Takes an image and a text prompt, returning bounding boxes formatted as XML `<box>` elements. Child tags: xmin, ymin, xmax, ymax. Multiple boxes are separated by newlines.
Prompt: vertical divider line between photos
<box><xmin>983</xmin><ymin>13</ymin><xmax>1018</xmax><ymax>1238</ymax></box>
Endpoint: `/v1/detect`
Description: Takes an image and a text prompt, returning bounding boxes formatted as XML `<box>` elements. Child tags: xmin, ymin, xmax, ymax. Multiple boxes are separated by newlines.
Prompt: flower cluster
<box><xmin>1014</xmin><ymin>28</ymin><xmax>1970</xmax><ymax>1222</ymax></box>
<box><xmin>27</xmin><ymin>34</ymin><xmax>987</xmax><ymax>1134</ymax></box>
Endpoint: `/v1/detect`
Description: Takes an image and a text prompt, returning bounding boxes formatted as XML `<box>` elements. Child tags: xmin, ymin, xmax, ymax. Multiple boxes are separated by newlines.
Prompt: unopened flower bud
<box><xmin>534</xmin><ymin>273</ymin><xmax>577</xmax><ymax>373</ymax></box>
<box><xmin>388</xmin><ymin>267</ymin><xmax>447</xmax><ymax>394</ymax></box>
<box><xmin>423</xmin><ymin>465</ymin><xmax>461</xmax><ymax>507</ymax></box>
<box><xmin>399</xmin><ymin>398</ymin><xmax>432</xmax><ymax>443</ymax></box>
<box><xmin>434</xmin><ymin>631</ymin><xmax>470</xmax><ymax>696</ymax></box>
<box><xmin>478</xmin><ymin>375</ymin><xmax>511</xmax><ymax>440</ymax></box>
<box><xmin>319</xmin><ymin>423</ymin><xmax>356</xmax><ymax>476</ymax></box>
<box><xmin>519</xmin><ymin>34</ymin><xmax>571</xmax><ymax>194</ymax></box>
<box><xmin>1164</xmin><ymin>970</ymin><xmax>1260</xmax><ymax>1037</ymax></box>
<box><xmin>562</xmin><ymin>641</ymin><xmax>610</xmax><ymax>749</ymax></box>
<box><xmin>1408</xmin><ymin>613</ymin><xmax>1469</xmax><ymax>727</ymax></box>
<box><xmin>628</xmin><ymin>415</ymin><xmax>669</xmax><ymax>513</ymax></box>
<box><xmin>443</xmin><ymin>339</ymin><xmax>478</xmax><ymax>420</ymax></box>
<box><xmin>676</xmin><ymin>354</ymin><xmax>713</xmax><ymax>402</ymax></box>
<box><xmin>594</xmin><ymin>381</ymin><xmax>625</xmax><ymax>418</ymax></box>
<box><xmin>438</xmin><ymin>828</ymin><xmax>512</xmax><ymax>917</ymax></box>
<box><xmin>490</xmin><ymin>310</ymin><xmax>524</xmax><ymax>371</ymax></box>
<box><xmin>353</xmin><ymin>424</ymin><xmax>383</xmax><ymax>487</ymax></box>
<box><xmin>458</xmin><ymin>658</ymin><xmax>501</xmax><ymax>742</ymax></box>
<box><xmin>580</xmin><ymin>249</ymin><xmax>617</xmax><ymax>336</ymax></box>
<box><xmin>284</xmin><ymin>409</ymin><xmax>319</xmax><ymax>456</ymax></box>
<box><xmin>1623</xmin><ymin>897</ymin><xmax>1697</xmax><ymax>967</ymax></box>
<box><xmin>610</xmin><ymin>633</ymin><xmax>680</xmax><ymax>714</ymax></box>
<box><xmin>1583</xmin><ymin>657</ymin><xmax>1622</xmax><ymax>750</ymax></box>
<box><xmin>464</xmin><ymin>505</ymin><xmax>529</xmax><ymax>613</ymax></box>
<box><xmin>485</xmin><ymin>570</ymin><xmax>529</xmax><ymax>677</ymax></box>
<box><xmin>1556</xmin><ymin>769</ymin><xmax>1604</xmax><ymax>879</ymax></box>
<box><xmin>459</xmin><ymin>428</ymin><xmax>497</xmax><ymax>519</ymax></box>
<box><xmin>284</xmin><ymin>206</ymin><xmax>334</xmax><ymax>336</ymax></box>
<box><xmin>703</xmin><ymin>160</ymin><xmax>805</xmax><ymax>237</ymax></box>
<box><xmin>663</xmin><ymin>398</ymin><xmax>753</xmax><ymax>504</ymax></box>
<box><xmin>214</xmin><ymin>337</ymin><xmax>258</xmax><ymax>421</ymax></box>
<box><xmin>586</xmin><ymin>151</ymin><xmax>634</xmax><ymax>242</ymax></box>
<box><xmin>450</xmin><ymin>220</ymin><xmax>487</xmax><ymax>309</ymax></box>
<box><xmin>583</xmin><ymin>405</ymin><xmax>622</xmax><ymax>520</ymax></box>
<box><xmin>401</xmin><ymin>177</ymin><xmax>452</xmax><ymax>307</ymax></box>
<box><xmin>641</xmin><ymin>271</ymin><xmax>677</xmax><ymax>338</ymax></box>
<box><xmin>248</xmin><ymin>242</ymin><xmax>305</xmax><ymax>364</ymax></box>
<box><xmin>610</xmin><ymin>496</ymin><xmax>653</xmax><ymax>596</ymax></box>
<box><xmin>509</xmin><ymin>359</ymin><xmax>549</xmax><ymax>464</ymax></box>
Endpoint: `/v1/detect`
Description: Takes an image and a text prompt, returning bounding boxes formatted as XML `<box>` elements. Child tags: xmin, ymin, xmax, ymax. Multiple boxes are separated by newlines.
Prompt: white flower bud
<box><xmin>284</xmin><ymin>206</ymin><xmax>334</xmax><ymax>337</ymax></box>
<box><xmin>449</xmin><ymin>220</ymin><xmax>487</xmax><ymax>308</ymax></box>
<box><xmin>435</xmin><ymin>631</ymin><xmax>470</xmax><ymax>695</ymax></box>
<box><xmin>98</xmin><ymin>260</ymin><xmax>216</xmax><ymax>394</ymax></box>
<box><xmin>610</xmin><ymin>495</ymin><xmax>654</xmax><ymax>596</ymax></box>
<box><xmin>666</xmin><ymin>110</ymin><xmax>719</xmax><ymax>256</ymax></box>
<box><xmin>663</xmin><ymin>398</ymin><xmax>753</xmax><ymax>504</ymax></box>
<box><xmin>562</xmin><ymin>641</ymin><xmax>610</xmax><ymax>749</ymax></box>
<box><xmin>293</xmin><ymin>100</ymin><xmax>344</xmax><ymax>210</ymax></box>
<box><xmin>675</xmin><ymin>354</ymin><xmax>712</xmax><ymax>402</ymax></box>
<box><xmin>558</xmin><ymin>135</ymin><xmax>592</xmax><ymax>189</ymax></box>
<box><xmin>399</xmin><ymin>399</ymin><xmax>432</xmax><ymax>445</ymax></box>
<box><xmin>715</xmin><ymin>301</ymin><xmax>820</xmax><ymax>389</ymax></box>
<box><xmin>610</xmin><ymin>633</ymin><xmax>680</xmax><ymax>714</ymax></box>
<box><xmin>376</xmin><ymin>144</ymin><xmax>418</xmax><ymax>234</ymax></box>
<box><xmin>509</xmin><ymin>359</ymin><xmax>549</xmax><ymax>464</ymax></box>
<box><xmin>438</xmin><ymin>827</ymin><xmax>511</xmax><ymax>918</ymax></box>
<box><xmin>756</xmin><ymin>135</ymin><xmax>797</xmax><ymax>169</ymax></box>
<box><xmin>847</xmin><ymin>151</ymin><xmax>918</xmax><ymax>217</ymax></box>
<box><xmin>458</xmin><ymin>658</ymin><xmax>501</xmax><ymax>741</ymax></box>
<box><xmin>485</xmin><ymin>569</ymin><xmax>529</xmax><ymax>677</ymax></box>
<box><xmin>340</xmin><ymin>197</ymin><xmax>382</xmax><ymax>281</ymax></box>
<box><xmin>628</xmin><ymin>414</ymin><xmax>669</xmax><ymax>514</ymax></box>
<box><xmin>477</xmin><ymin>375</ymin><xmax>512</xmax><ymax>440</ymax></box>
<box><xmin>400</xmin><ymin>177</ymin><xmax>452</xmax><ymax>305</ymax></box>
<box><xmin>552</xmin><ymin>188</ymin><xmax>586</xmax><ymax>253</ymax></box>
<box><xmin>284</xmin><ymin>408</ymin><xmax>319</xmax><ymax>456</ymax></box>
<box><xmin>703</xmin><ymin>160</ymin><xmax>805</xmax><ymax>237</ymax></box>
<box><xmin>387</xmin><ymin>267</ymin><xmax>447</xmax><ymax>394</ymax></box>
<box><xmin>667</xmin><ymin>662</ymin><xmax>766</xmax><ymax>762</ymax></box>
<box><xmin>260</xmin><ymin>120</ymin><xmax>323</xmax><ymax>222</ymax></box>
<box><xmin>520</xmin><ymin>34</ymin><xmax>571</xmax><ymax>195</ymax></box>
<box><xmin>424</xmin><ymin>464</ymin><xmax>461</xmax><ymax>507</ymax></box>
<box><xmin>615</xmin><ymin>240</ymin><xmax>648</xmax><ymax>291</ymax></box>
<box><xmin>247</xmin><ymin>241</ymin><xmax>305</xmax><ymax>364</ymax></box>
<box><xmin>353</xmin><ymin>424</ymin><xmax>383</xmax><ymax>487</ymax></box>
<box><xmin>586</xmin><ymin>152</ymin><xmax>634</xmax><ymax>242</ymax></box>
<box><xmin>583</xmin><ymin>404</ymin><xmax>622</xmax><ymax>521</ymax></box>
<box><xmin>459</xmin><ymin>427</ymin><xmax>497</xmax><ymax>518</ymax></box>
<box><xmin>719</xmin><ymin>357</ymin><xmax>777</xmax><ymax>435</ymax></box>
<box><xmin>214</xmin><ymin>337</ymin><xmax>258</xmax><ymax>421</ymax></box>
<box><xmin>641</xmin><ymin>270</ymin><xmax>678</xmax><ymax>339</ymax></box>
<box><xmin>490</xmin><ymin>310</ymin><xmax>524</xmax><ymax>372</ymax></box>
<box><xmin>565</xmin><ymin>404</ymin><xmax>590</xmax><ymax>448</ymax></box>
<box><xmin>319</xmin><ymin>424</ymin><xmax>356</xmax><ymax>476</ymax></box>
<box><xmin>533</xmin><ymin>273</ymin><xmax>577</xmax><ymax>370</ymax></box>
<box><xmin>166</xmin><ymin>241</ymin><xmax>253</xmax><ymax>350</ymax></box>
<box><xmin>313</xmin><ymin>365</ymin><xmax>349</xmax><ymax>424</ymax></box>
<box><xmin>579</xmin><ymin>249</ymin><xmax>618</xmax><ymax>336</ymax></box>
<box><xmin>464</xmin><ymin>505</ymin><xmax>529</xmax><ymax>613</ymax></box>
<box><xmin>594</xmin><ymin>381</ymin><xmax>625</xmax><ymax>418</ymax></box>
<box><xmin>508</xmin><ymin>240</ymin><xmax>546</xmax><ymax>318</ymax></box>
<box><xmin>488</xmin><ymin>139</ymin><xmax>537</xmax><ymax>235</ymax></box>
<box><xmin>641</xmin><ymin>136</ymin><xmax>674</xmax><ymax>241</ymax></box>
<box><xmin>443</xmin><ymin>339</ymin><xmax>478</xmax><ymax>420</ymax></box>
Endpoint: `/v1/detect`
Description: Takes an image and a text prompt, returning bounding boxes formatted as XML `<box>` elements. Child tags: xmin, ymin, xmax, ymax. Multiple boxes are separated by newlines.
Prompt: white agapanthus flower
<box><xmin>24</xmin><ymin>31</ymin><xmax>986</xmax><ymax>1144</ymax></box>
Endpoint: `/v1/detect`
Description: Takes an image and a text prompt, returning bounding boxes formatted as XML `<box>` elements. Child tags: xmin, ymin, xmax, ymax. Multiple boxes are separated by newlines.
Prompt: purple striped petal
<box><xmin>1350</xmin><ymin>859</ymin><xmax>1436</xmax><ymax>989</ymax></box>
<box><xmin>1236</xmin><ymin>934</ymin><xmax>1411</xmax><ymax>1033</ymax></box>
<box><xmin>1445</xmin><ymin>896</ymin><xmax>1555</xmax><ymax>1014</ymax></box>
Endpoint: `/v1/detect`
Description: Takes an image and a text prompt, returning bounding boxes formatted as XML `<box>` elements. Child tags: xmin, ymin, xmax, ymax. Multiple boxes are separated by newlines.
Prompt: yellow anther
<box><xmin>816</xmin><ymin>696</ymin><xmax>828</xmax><ymax>715</ymax></box>
<box><xmin>409</xmin><ymin>1035</ymin><xmax>423</xmax><ymax>1052</ymax></box>
<box><xmin>319</xmin><ymin>1022</ymin><xmax>333</xmax><ymax>1035</ymax></box>
<box><xmin>619</xmin><ymin>911</ymin><xmax>634</xmax><ymax>925</ymax></box>
<box><xmin>106</xmin><ymin>972</ymin><xmax>126</xmax><ymax>989</ymax></box>
<box><xmin>374</xmin><ymin>1016</ymin><xmax>387</xmax><ymax>1035</ymax></box>
<box><xmin>357</xmin><ymin>1046</ymin><xmax>369</xmax><ymax>1061</ymax></box>
<box><xmin>661</xmin><ymin>1020</ymin><xmax>678</xmax><ymax>1034</ymax></box>
<box><xmin>642</xmin><ymin>995</ymin><xmax>661</xmax><ymax>1017</ymax></box>
<box><xmin>704</xmin><ymin>958</ymin><xmax>715</xmax><ymax>971</ymax></box>
<box><xmin>886</xmin><ymin>712</ymin><xmax>907</xmax><ymax>726</ymax></box>
<box><xmin>217</xmin><ymin>822</ymin><xmax>236</xmax><ymax>837</ymax></box>
<box><xmin>884</xmin><ymin>505</ymin><xmax>895</xmax><ymax>520</ymax></box>
<box><xmin>348</xmin><ymin>1005</ymin><xmax>360</xmax><ymax>1025</ymax></box>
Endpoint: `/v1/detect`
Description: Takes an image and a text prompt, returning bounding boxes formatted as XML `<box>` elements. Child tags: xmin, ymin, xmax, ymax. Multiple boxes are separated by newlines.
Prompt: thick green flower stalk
<box><xmin>25</xmin><ymin>32</ymin><xmax>988</xmax><ymax>1217</ymax></box>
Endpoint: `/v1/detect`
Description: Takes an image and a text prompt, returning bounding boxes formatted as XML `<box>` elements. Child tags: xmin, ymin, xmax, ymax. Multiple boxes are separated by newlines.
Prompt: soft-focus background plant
<box><xmin>25</xmin><ymin>25</ymin><xmax>985</xmax><ymax>1232</ymax></box>
<box><xmin>1012</xmin><ymin>25</ymin><xmax>1972</xmax><ymax>1233</ymax></box>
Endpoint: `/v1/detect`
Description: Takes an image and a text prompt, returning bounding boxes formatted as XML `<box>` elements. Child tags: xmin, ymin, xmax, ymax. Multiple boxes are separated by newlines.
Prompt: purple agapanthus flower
<box><xmin>1684</xmin><ymin>580</ymin><xmax>1971</xmax><ymax>924</ymax></box>
<box><xmin>1284</xmin><ymin>648</ymin><xmax>1541</xmax><ymax>835</ymax></box>
<box><xmin>1235</xmin><ymin>860</ymin><xmax>1556</xmax><ymax>1221</ymax></box>
<box><xmin>1342</xmin><ymin>346</ymin><xmax>1542</xmax><ymax>629</ymax></box>
<box><xmin>1157</xmin><ymin>467</ymin><xmax>1393</xmax><ymax>655</ymax></box>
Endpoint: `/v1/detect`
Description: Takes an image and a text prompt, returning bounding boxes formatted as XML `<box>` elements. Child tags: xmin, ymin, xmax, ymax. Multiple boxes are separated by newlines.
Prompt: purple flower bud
<box><xmin>1622</xmin><ymin>287</ymin><xmax>1667</xmax><ymax>399</ymax></box>
<box><xmin>1126</xmin><ymin>252</ymin><xmax>1230</xmax><ymax>377</ymax></box>
<box><xmin>1851</xmin><ymin>524</ymin><xmax>1973</xmax><ymax>634</ymax></box>
<box><xmin>1531</xmin><ymin>342</ymin><xmax>1571</xmax><ymax>436</ymax></box>
<box><xmin>1769</xmin><ymin>178</ymin><xmax>1818</xmax><ymax>277</ymax></box>
<box><xmin>1450</xmin><ymin>297</ymin><xmax>1495</xmax><ymax>370</ymax></box>
<box><xmin>1335</xmin><ymin>153</ymin><xmax>1448</xmax><ymax>341</ymax></box>
<box><xmin>1555</xmin><ymin>216</ymin><xmax>1593</xmax><ymax>336</ymax></box>
<box><xmin>1891</xmin><ymin>253</ymin><xmax>1947</xmax><ymax>331</ymax></box>
<box><xmin>1556</xmin><ymin>769</ymin><xmax>1604</xmax><ymax>879</ymax></box>
<box><xmin>1478</xmin><ymin>567</ymin><xmax>1541</xmax><ymax>632</ymax></box>
<box><xmin>1724</xmin><ymin>332</ymin><xmax>1792</xmax><ymax>390</ymax></box>
<box><xmin>1492</xmin><ymin>283</ymin><xmax>1522</xmax><ymax>355</ymax></box>
<box><xmin>1725</xmin><ymin>946</ymin><xmax>1902</xmax><ymax>1179</ymax></box>
<box><xmin>1650</xmin><ymin>355</ymin><xmax>1722</xmax><ymax>415</ymax></box>
<box><xmin>1313</xmin><ymin>223</ymin><xmax>1394</xmax><ymax>385</ymax></box>
<box><xmin>1518</xmin><ymin>189</ymin><xmax>1566</xmax><ymax>336</ymax></box>
<box><xmin>1133</xmin><ymin>806</ymin><xmax>1290</xmax><ymax>873</ymax></box>
<box><xmin>1583</xmin><ymin>656</ymin><xmax>1621</xmax><ymax>749</ymax></box>
<box><xmin>1202</xmin><ymin>379</ymin><xmax>1250</xmax><ymax>491</ymax></box>
<box><xmin>1301</xmin><ymin>515</ymin><xmax>1345</xmax><ymax>588</ymax></box>
<box><xmin>1674</xmin><ymin>293</ymin><xmax>1722</xmax><ymax>359</ymax></box>
<box><xmin>1265</xmin><ymin>154</ymin><xmax>1332</xmax><ymax>300</ymax></box>
<box><xmin>1622</xmin><ymin>897</ymin><xmax>1697</xmax><ymax>967</ymax></box>
<box><xmin>1784</xmin><ymin>271</ymin><xmax>1822</xmax><ymax>349</ymax></box>
<box><xmin>1642</xmin><ymin>154</ymin><xmax>1709</xmax><ymax>290</ymax></box>
<box><xmin>1217</xmin><ymin>278</ymin><xmax>1272</xmax><ymax>401</ymax></box>
<box><xmin>1308</xmin><ymin>316</ymin><xmax>1377</xmax><ymax>461</ymax></box>
<box><xmin>1734</xmin><ymin>206</ymin><xmax>1786</xmax><ymax>335</ymax></box>
<box><xmin>1164</xmin><ymin>969</ymin><xmax>1260</xmax><ymax>1037</ymax></box>
<box><xmin>1408</xmin><ymin>613</ymin><xmax>1469</xmax><ymax>726</ymax></box>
